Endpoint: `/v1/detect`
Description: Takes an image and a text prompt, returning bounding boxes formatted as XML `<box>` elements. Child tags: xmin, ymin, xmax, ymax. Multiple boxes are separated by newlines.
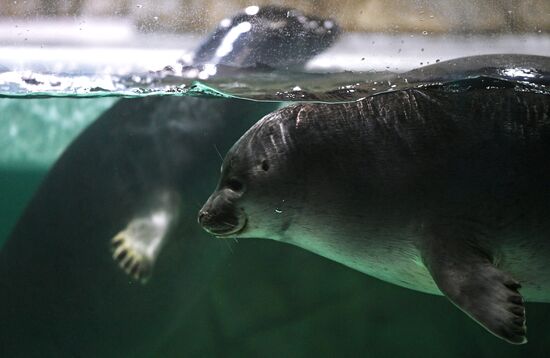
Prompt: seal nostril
<box><xmin>261</xmin><ymin>160</ymin><xmax>269</xmax><ymax>171</ymax></box>
<box><xmin>198</xmin><ymin>210</ymin><xmax>208</xmax><ymax>224</ymax></box>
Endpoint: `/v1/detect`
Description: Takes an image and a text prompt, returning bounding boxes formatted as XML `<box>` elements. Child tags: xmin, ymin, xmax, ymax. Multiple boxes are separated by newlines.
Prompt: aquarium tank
<box><xmin>0</xmin><ymin>0</ymin><xmax>549</xmax><ymax>357</ymax></box>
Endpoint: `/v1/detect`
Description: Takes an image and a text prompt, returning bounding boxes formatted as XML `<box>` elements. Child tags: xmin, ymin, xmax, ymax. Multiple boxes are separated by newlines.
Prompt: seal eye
<box><xmin>226</xmin><ymin>179</ymin><xmax>243</xmax><ymax>192</ymax></box>
<box><xmin>261</xmin><ymin>160</ymin><xmax>269</xmax><ymax>171</ymax></box>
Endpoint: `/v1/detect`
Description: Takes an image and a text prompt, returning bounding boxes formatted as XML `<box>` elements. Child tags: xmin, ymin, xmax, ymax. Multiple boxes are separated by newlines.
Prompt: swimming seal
<box><xmin>199</xmin><ymin>82</ymin><xmax>550</xmax><ymax>344</ymax></box>
<box><xmin>0</xmin><ymin>7</ymin><xmax>339</xmax><ymax>357</ymax></box>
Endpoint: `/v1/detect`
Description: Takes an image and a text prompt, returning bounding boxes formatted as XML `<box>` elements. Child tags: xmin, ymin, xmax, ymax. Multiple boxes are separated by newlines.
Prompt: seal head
<box><xmin>199</xmin><ymin>105</ymin><xmax>305</xmax><ymax>240</ymax></box>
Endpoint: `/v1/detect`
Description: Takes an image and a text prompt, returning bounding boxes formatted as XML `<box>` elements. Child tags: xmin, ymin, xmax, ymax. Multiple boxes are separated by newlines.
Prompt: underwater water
<box><xmin>1</xmin><ymin>50</ymin><xmax>550</xmax><ymax>357</ymax></box>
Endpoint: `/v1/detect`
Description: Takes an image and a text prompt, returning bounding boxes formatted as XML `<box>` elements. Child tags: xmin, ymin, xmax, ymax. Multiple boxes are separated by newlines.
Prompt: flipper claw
<box><xmin>421</xmin><ymin>223</ymin><xmax>528</xmax><ymax>344</ymax></box>
<box><xmin>110</xmin><ymin>227</ymin><xmax>156</xmax><ymax>284</ymax></box>
<box><xmin>109</xmin><ymin>191</ymin><xmax>179</xmax><ymax>284</ymax></box>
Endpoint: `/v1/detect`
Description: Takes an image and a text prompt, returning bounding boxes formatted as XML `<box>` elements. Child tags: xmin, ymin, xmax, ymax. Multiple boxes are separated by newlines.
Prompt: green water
<box><xmin>0</xmin><ymin>168</ymin><xmax>43</xmax><ymax>242</ymax></box>
<box><xmin>0</xmin><ymin>97</ymin><xmax>116</xmax><ymax>244</ymax></box>
<box><xmin>1</xmin><ymin>68</ymin><xmax>550</xmax><ymax>357</ymax></box>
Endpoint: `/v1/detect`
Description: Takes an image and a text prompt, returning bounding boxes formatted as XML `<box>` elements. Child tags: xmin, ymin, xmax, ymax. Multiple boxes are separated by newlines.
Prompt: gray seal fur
<box><xmin>199</xmin><ymin>85</ymin><xmax>550</xmax><ymax>344</ymax></box>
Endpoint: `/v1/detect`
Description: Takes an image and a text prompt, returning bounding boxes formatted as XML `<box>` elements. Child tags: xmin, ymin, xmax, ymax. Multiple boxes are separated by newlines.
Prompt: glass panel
<box><xmin>1</xmin><ymin>2</ymin><xmax>549</xmax><ymax>357</ymax></box>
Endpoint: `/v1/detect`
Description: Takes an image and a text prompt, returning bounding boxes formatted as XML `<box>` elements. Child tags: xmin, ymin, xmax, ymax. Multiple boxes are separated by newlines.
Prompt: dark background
<box><xmin>160</xmin><ymin>238</ymin><xmax>550</xmax><ymax>357</ymax></box>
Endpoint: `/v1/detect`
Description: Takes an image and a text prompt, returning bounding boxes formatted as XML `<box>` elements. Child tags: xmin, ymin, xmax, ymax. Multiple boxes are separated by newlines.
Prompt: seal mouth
<box><xmin>213</xmin><ymin>217</ymin><xmax>247</xmax><ymax>238</ymax></box>
<box><xmin>198</xmin><ymin>208</ymin><xmax>247</xmax><ymax>238</ymax></box>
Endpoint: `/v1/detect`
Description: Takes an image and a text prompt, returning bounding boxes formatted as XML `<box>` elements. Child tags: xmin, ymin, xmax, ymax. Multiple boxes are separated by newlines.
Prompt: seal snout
<box><xmin>198</xmin><ymin>190</ymin><xmax>246</xmax><ymax>237</ymax></box>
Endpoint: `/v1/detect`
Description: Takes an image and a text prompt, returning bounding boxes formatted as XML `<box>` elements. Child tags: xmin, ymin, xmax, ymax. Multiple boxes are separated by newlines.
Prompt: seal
<box><xmin>199</xmin><ymin>85</ymin><xmax>550</xmax><ymax>344</ymax></box>
<box><xmin>0</xmin><ymin>7</ymin><xmax>339</xmax><ymax>357</ymax></box>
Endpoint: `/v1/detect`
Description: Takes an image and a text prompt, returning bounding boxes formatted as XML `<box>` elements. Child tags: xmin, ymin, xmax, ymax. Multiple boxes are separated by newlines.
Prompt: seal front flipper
<box><xmin>111</xmin><ymin>190</ymin><xmax>180</xmax><ymax>283</ymax></box>
<box><xmin>420</xmin><ymin>223</ymin><xmax>527</xmax><ymax>344</ymax></box>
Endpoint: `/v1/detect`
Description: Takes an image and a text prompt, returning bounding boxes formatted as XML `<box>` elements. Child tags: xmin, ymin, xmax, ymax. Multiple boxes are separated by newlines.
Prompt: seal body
<box><xmin>0</xmin><ymin>6</ymin><xmax>339</xmax><ymax>357</ymax></box>
<box><xmin>199</xmin><ymin>86</ymin><xmax>550</xmax><ymax>344</ymax></box>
